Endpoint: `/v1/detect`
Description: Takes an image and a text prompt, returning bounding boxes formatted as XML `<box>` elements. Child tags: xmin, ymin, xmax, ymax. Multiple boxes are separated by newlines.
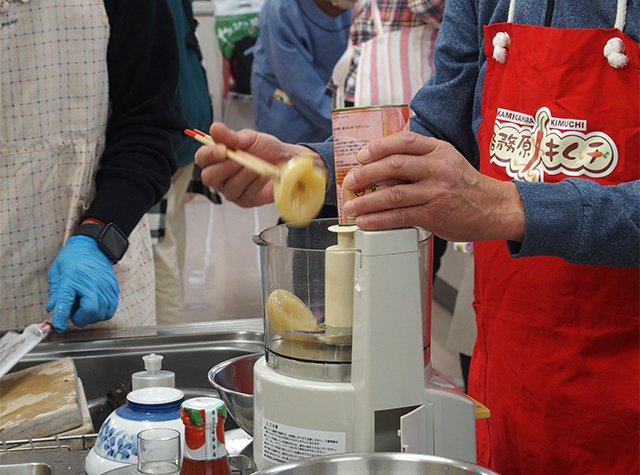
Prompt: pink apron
<box><xmin>472</xmin><ymin>6</ymin><xmax>640</xmax><ymax>475</ymax></box>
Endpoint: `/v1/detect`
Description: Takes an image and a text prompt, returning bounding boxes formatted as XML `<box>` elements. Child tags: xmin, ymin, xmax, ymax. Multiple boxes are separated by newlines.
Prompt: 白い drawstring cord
<box><xmin>492</xmin><ymin>0</ymin><xmax>630</xmax><ymax>69</ymax></box>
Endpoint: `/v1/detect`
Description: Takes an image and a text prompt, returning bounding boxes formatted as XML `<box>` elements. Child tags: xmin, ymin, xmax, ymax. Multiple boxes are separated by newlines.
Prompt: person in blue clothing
<box><xmin>251</xmin><ymin>0</ymin><xmax>352</xmax><ymax>143</ymax></box>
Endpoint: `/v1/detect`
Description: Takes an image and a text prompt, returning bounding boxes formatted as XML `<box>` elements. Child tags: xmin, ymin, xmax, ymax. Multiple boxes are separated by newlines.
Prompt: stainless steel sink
<box><xmin>0</xmin><ymin>463</ymin><xmax>52</xmax><ymax>475</ymax></box>
<box><xmin>10</xmin><ymin>319</ymin><xmax>264</xmax><ymax>401</ymax></box>
<box><xmin>0</xmin><ymin>450</ymin><xmax>87</xmax><ymax>475</ymax></box>
<box><xmin>0</xmin><ymin>452</ymin><xmax>256</xmax><ymax>475</ymax></box>
<box><xmin>2</xmin><ymin>320</ymin><xmax>264</xmax><ymax>475</ymax></box>
<box><xmin>7</xmin><ymin>319</ymin><xmax>264</xmax><ymax>430</ymax></box>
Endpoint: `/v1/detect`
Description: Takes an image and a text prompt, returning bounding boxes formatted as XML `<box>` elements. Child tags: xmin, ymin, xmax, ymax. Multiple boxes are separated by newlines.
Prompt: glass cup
<box><xmin>137</xmin><ymin>428</ymin><xmax>182</xmax><ymax>475</ymax></box>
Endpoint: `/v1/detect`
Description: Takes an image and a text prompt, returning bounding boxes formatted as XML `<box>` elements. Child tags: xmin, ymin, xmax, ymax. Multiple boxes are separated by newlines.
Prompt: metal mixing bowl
<box><xmin>208</xmin><ymin>352</ymin><xmax>261</xmax><ymax>436</ymax></box>
<box><xmin>252</xmin><ymin>452</ymin><xmax>500</xmax><ymax>475</ymax></box>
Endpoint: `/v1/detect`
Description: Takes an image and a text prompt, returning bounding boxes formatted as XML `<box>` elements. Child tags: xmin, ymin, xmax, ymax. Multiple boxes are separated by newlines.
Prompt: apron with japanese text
<box><xmin>0</xmin><ymin>0</ymin><xmax>156</xmax><ymax>330</ymax></box>
<box><xmin>473</xmin><ymin>1</ymin><xmax>640</xmax><ymax>474</ymax></box>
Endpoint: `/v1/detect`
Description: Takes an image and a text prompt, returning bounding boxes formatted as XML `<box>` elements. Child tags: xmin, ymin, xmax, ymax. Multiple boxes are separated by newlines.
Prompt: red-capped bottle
<box><xmin>179</xmin><ymin>397</ymin><xmax>232</xmax><ymax>475</ymax></box>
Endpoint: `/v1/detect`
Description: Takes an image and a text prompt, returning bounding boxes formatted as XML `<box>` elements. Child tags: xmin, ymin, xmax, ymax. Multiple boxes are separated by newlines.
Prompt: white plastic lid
<box><xmin>143</xmin><ymin>353</ymin><xmax>163</xmax><ymax>372</ymax></box>
<box><xmin>131</xmin><ymin>353</ymin><xmax>176</xmax><ymax>390</ymax></box>
<box><xmin>181</xmin><ymin>397</ymin><xmax>225</xmax><ymax>411</ymax></box>
<box><xmin>127</xmin><ymin>387</ymin><xmax>184</xmax><ymax>404</ymax></box>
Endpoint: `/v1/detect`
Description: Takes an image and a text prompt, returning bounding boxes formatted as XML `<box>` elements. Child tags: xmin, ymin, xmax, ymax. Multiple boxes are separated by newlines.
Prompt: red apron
<box><xmin>473</xmin><ymin>20</ymin><xmax>640</xmax><ymax>475</ymax></box>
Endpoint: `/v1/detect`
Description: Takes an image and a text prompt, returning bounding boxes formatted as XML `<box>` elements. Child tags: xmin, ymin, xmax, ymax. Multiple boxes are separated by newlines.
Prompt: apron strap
<box><xmin>507</xmin><ymin>0</ymin><xmax>515</xmax><ymax>23</ymax></box>
<box><xmin>506</xmin><ymin>0</ymin><xmax>627</xmax><ymax>28</ymax></box>
<box><xmin>614</xmin><ymin>0</ymin><xmax>627</xmax><ymax>30</ymax></box>
<box><xmin>499</xmin><ymin>0</ymin><xmax>629</xmax><ymax>68</ymax></box>
<box><xmin>370</xmin><ymin>0</ymin><xmax>384</xmax><ymax>36</ymax></box>
<box><xmin>607</xmin><ymin>0</ymin><xmax>629</xmax><ymax>68</ymax></box>
<box><xmin>330</xmin><ymin>40</ymin><xmax>355</xmax><ymax>109</ymax></box>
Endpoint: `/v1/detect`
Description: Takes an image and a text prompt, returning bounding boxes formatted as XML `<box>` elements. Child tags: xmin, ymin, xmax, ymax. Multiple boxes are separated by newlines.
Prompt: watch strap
<box><xmin>73</xmin><ymin>223</ymin><xmax>105</xmax><ymax>241</ymax></box>
<box><xmin>73</xmin><ymin>222</ymin><xmax>129</xmax><ymax>263</ymax></box>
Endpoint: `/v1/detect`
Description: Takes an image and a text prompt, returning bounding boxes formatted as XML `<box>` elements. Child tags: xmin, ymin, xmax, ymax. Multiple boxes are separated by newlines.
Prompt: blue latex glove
<box><xmin>46</xmin><ymin>235</ymin><xmax>119</xmax><ymax>332</ymax></box>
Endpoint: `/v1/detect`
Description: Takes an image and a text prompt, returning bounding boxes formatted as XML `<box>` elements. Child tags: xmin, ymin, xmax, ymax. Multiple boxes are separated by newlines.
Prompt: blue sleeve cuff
<box><xmin>509</xmin><ymin>179</ymin><xmax>639</xmax><ymax>268</ymax></box>
<box><xmin>301</xmin><ymin>138</ymin><xmax>337</xmax><ymax>206</ymax></box>
<box><xmin>508</xmin><ymin>180</ymin><xmax>583</xmax><ymax>261</ymax></box>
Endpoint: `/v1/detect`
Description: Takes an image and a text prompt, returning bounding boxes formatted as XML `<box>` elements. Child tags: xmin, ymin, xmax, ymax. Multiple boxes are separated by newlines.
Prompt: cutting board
<box><xmin>56</xmin><ymin>378</ymin><xmax>96</xmax><ymax>450</ymax></box>
<box><xmin>0</xmin><ymin>357</ymin><xmax>84</xmax><ymax>442</ymax></box>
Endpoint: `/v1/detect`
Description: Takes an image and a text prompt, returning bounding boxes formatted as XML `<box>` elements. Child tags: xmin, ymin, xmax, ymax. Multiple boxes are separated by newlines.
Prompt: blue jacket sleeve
<box><xmin>267</xmin><ymin>8</ymin><xmax>335</xmax><ymax>128</ymax></box>
<box><xmin>508</xmin><ymin>179</ymin><xmax>640</xmax><ymax>268</ymax></box>
<box><xmin>302</xmin><ymin>140</ymin><xmax>337</xmax><ymax>206</ymax></box>
<box><xmin>409</xmin><ymin>0</ymin><xmax>486</xmax><ymax>169</ymax></box>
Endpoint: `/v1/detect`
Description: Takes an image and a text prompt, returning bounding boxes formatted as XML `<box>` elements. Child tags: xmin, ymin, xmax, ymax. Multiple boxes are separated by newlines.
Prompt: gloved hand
<box><xmin>46</xmin><ymin>235</ymin><xmax>119</xmax><ymax>332</ymax></box>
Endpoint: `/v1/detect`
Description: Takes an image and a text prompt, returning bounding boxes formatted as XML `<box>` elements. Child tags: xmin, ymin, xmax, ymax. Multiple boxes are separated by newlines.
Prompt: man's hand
<box><xmin>341</xmin><ymin>131</ymin><xmax>525</xmax><ymax>243</ymax></box>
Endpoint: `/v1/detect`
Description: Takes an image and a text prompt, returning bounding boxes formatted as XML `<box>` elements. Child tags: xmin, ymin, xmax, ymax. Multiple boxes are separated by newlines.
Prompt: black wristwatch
<box><xmin>73</xmin><ymin>222</ymin><xmax>129</xmax><ymax>263</ymax></box>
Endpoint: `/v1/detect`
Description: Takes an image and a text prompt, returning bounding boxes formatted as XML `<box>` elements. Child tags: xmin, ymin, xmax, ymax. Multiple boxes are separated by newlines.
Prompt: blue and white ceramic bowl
<box><xmin>85</xmin><ymin>387</ymin><xmax>185</xmax><ymax>475</ymax></box>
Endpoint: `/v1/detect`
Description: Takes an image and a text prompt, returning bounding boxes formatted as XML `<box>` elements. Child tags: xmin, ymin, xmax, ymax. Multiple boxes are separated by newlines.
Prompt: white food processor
<box><xmin>252</xmin><ymin>219</ymin><xmax>477</xmax><ymax>471</ymax></box>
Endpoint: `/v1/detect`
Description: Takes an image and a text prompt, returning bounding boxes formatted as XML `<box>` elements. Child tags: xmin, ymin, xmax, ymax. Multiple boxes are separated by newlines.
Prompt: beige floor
<box><xmin>182</xmin><ymin>194</ymin><xmax>464</xmax><ymax>386</ymax></box>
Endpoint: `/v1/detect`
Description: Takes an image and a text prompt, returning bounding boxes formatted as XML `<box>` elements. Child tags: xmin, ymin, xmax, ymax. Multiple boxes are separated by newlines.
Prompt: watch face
<box><xmin>100</xmin><ymin>223</ymin><xmax>129</xmax><ymax>262</ymax></box>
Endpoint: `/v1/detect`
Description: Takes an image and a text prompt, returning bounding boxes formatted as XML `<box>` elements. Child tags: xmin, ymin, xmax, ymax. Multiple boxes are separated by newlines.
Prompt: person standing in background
<box><xmin>152</xmin><ymin>0</ymin><xmax>214</xmax><ymax>325</ymax></box>
<box><xmin>251</xmin><ymin>0</ymin><xmax>353</xmax><ymax>144</ymax></box>
<box><xmin>0</xmin><ymin>0</ymin><xmax>187</xmax><ymax>332</ymax></box>
<box><xmin>329</xmin><ymin>0</ymin><xmax>445</xmax><ymax>109</ymax></box>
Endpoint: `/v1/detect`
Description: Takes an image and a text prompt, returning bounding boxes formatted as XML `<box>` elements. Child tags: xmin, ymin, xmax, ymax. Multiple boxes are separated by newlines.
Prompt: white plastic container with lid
<box><xmin>131</xmin><ymin>353</ymin><xmax>175</xmax><ymax>390</ymax></box>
